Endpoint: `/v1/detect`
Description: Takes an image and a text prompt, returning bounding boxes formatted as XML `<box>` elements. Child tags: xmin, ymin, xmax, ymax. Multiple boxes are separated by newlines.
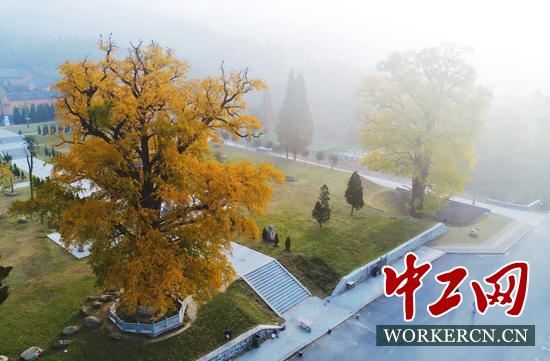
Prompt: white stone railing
<box><xmin>331</xmin><ymin>223</ymin><xmax>448</xmax><ymax>296</ymax></box>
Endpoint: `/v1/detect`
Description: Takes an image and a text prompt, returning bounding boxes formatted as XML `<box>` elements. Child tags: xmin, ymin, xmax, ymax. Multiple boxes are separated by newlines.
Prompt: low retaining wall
<box><xmin>331</xmin><ymin>223</ymin><xmax>448</xmax><ymax>297</ymax></box>
<box><xmin>197</xmin><ymin>324</ymin><xmax>284</xmax><ymax>361</ymax></box>
<box><xmin>485</xmin><ymin>198</ymin><xmax>543</xmax><ymax>211</ymax></box>
<box><xmin>108</xmin><ymin>301</ymin><xmax>186</xmax><ymax>337</ymax></box>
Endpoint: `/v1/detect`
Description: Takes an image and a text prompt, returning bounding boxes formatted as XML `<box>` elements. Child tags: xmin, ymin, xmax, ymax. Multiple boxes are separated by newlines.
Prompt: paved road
<box><xmin>223</xmin><ymin>142</ymin><xmax>544</xmax><ymax>223</ymax></box>
<box><xmin>290</xmin><ymin>211</ymin><xmax>550</xmax><ymax>361</ymax></box>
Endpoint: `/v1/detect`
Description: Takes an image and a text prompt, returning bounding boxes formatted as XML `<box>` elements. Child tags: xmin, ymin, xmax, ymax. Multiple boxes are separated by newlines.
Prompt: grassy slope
<box><xmin>0</xmin><ymin>188</ymin><xmax>96</xmax><ymax>357</ymax></box>
<box><xmin>0</xmin><ymin>189</ymin><xmax>278</xmax><ymax>360</ymax></box>
<box><xmin>38</xmin><ymin>280</ymin><xmax>280</xmax><ymax>361</ymax></box>
<box><xmin>4</xmin><ymin>121</ymin><xmax>57</xmax><ymax>135</ymax></box>
<box><xmin>221</xmin><ymin>145</ymin><xmax>433</xmax><ymax>295</ymax></box>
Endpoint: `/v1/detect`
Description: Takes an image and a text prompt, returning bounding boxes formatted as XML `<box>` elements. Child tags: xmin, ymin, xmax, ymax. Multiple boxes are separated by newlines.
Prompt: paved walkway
<box><xmin>228</xmin><ymin>242</ymin><xmax>274</xmax><ymax>277</ymax></box>
<box><xmin>12</xmin><ymin>157</ymin><xmax>53</xmax><ymax>180</ymax></box>
<box><xmin>47</xmin><ymin>232</ymin><xmax>91</xmax><ymax>259</ymax></box>
<box><xmin>238</xmin><ymin>246</ymin><xmax>445</xmax><ymax>361</ymax></box>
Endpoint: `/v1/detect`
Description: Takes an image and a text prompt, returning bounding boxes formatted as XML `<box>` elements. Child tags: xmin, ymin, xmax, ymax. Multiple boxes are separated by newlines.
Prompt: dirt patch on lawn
<box><xmin>278</xmin><ymin>254</ymin><xmax>340</xmax><ymax>298</ymax></box>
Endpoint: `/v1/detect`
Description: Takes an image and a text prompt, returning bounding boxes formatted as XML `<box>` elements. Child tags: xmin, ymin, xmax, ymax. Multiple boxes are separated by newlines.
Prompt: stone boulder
<box><xmin>20</xmin><ymin>347</ymin><xmax>43</xmax><ymax>361</ymax></box>
<box><xmin>62</xmin><ymin>325</ymin><xmax>80</xmax><ymax>336</ymax></box>
<box><xmin>80</xmin><ymin>305</ymin><xmax>92</xmax><ymax>316</ymax></box>
<box><xmin>99</xmin><ymin>294</ymin><xmax>114</xmax><ymax>302</ymax></box>
<box><xmin>53</xmin><ymin>339</ymin><xmax>72</xmax><ymax>349</ymax></box>
<box><xmin>90</xmin><ymin>301</ymin><xmax>103</xmax><ymax>309</ymax></box>
<box><xmin>84</xmin><ymin>316</ymin><xmax>102</xmax><ymax>329</ymax></box>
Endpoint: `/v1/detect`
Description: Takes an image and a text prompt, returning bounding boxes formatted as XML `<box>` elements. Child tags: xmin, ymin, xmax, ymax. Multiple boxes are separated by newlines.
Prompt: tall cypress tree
<box><xmin>345</xmin><ymin>171</ymin><xmax>364</xmax><ymax>216</ymax></box>
<box><xmin>312</xmin><ymin>184</ymin><xmax>331</xmax><ymax>227</ymax></box>
<box><xmin>13</xmin><ymin>107</ymin><xmax>21</xmax><ymax>124</ymax></box>
<box><xmin>258</xmin><ymin>90</ymin><xmax>275</xmax><ymax>144</ymax></box>
<box><xmin>29</xmin><ymin>103</ymin><xmax>37</xmax><ymax>122</ymax></box>
<box><xmin>276</xmin><ymin>70</ymin><xmax>313</xmax><ymax>160</ymax></box>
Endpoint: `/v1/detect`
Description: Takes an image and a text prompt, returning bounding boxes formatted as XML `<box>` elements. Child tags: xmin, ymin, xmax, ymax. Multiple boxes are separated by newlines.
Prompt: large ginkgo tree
<box><xmin>16</xmin><ymin>38</ymin><xmax>282</xmax><ymax>315</ymax></box>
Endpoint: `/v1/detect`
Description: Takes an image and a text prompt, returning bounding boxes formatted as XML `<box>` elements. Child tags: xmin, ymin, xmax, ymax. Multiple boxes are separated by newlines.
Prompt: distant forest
<box><xmin>12</xmin><ymin>103</ymin><xmax>55</xmax><ymax>124</ymax></box>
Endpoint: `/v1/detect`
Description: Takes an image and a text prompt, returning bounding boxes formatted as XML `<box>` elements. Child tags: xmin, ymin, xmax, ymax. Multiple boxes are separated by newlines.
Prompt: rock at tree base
<box><xmin>20</xmin><ymin>347</ymin><xmax>43</xmax><ymax>361</ymax></box>
<box><xmin>62</xmin><ymin>325</ymin><xmax>80</xmax><ymax>336</ymax></box>
<box><xmin>53</xmin><ymin>339</ymin><xmax>72</xmax><ymax>349</ymax></box>
<box><xmin>84</xmin><ymin>316</ymin><xmax>102</xmax><ymax>328</ymax></box>
<box><xmin>91</xmin><ymin>301</ymin><xmax>103</xmax><ymax>309</ymax></box>
<box><xmin>99</xmin><ymin>294</ymin><xmax>114</xmax><ymax>302</ymax></box>
<box><xmin>80</xmin><ymin>306</ymin><xmax>92</xmax><ymax>316</ymax></box>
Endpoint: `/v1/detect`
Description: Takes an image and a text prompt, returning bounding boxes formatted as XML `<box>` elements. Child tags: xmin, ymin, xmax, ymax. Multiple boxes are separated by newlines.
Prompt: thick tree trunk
<box><xmin>410</xmin><ymin>177</ymin><xmax>426</xmax><ymax>218</ymax></box>
<box><xmin>26</xmin><ymin>154</ymin><xmax>34</xmax><ymax>200</ymax></box>
<box><xmin>350</xmin><ymin>206</ymin><xmax>354</xmax><ymax>216</ymax></box>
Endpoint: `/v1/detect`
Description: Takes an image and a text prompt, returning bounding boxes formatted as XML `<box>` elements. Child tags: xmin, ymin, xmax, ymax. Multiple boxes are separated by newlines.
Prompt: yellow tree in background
<box><xmin>31</xmin><ymin>38</ymin><xmax>282</xmax><ymax>314</ymax></box>
<box><xmin>0</xmin><ymin>163</ymin><xmax>12</xmax><ymax>190</ymax></box>
<box><xmin>359</xmin><ymin>43</ymin><xmax>491</xmax><ymax>218</ymax></box>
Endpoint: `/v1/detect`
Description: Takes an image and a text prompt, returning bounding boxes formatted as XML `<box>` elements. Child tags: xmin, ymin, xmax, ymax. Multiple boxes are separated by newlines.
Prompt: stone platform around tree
<box><xmin>47</xmin><ymin>232</ymin><xmax>91</xmax><ymax>259</ymax></box>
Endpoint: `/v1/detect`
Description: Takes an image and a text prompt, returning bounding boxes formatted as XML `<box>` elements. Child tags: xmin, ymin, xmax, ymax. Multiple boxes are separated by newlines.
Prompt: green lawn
<box><xmin>0</xmin><ymin>188</ymin><xmax>96</xmax><ymax>358</ymax></box>
<box><xmin>431</xmin><ymin>213</ymin><xmax>513</xmax><ymax>246</ymax></box>
<box><xmin>34</xmin><ymin>280</ymin><xmax>279</xmax><ymax>361</ymax></box>
<box><xmin>2</xmin><ymin>121</ymin><xmax>69</xmax><ymax>161</ymax></box>
<box><xmin>0</xmin><ymin>188</ymin><xmax>279</xmax><ymax>361</ymax></box>
<box><xmin>220</xmin><ymin>145</ymin><xmax>433</xmax><ymax>296</ymax></box>
<box><xmin>4</xmin><ymin>121</ymin><xmax>57</xmax><ymax>135</ymax></box>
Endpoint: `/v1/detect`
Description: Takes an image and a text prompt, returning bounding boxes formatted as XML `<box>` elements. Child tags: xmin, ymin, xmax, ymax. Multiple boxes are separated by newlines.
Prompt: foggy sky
<box><xmin>2</xmin><ymin>0</ymin><xmax>549</xmax><ymax>96</ymax></box>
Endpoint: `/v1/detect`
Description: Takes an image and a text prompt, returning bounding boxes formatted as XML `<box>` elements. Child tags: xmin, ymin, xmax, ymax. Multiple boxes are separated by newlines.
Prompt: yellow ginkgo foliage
<box><xmin>0</xmin><ymin>163</ymin><xmax>12</xmax><ymax>189</ymax></box>
<box><xmin>47</xmin><ymin>38</ymin><xmax>282</xmax><ymax>315</ymax></box>
<box><xmin>358</xmin><ymin>43</ymin><xmax>491</xmax><ymax>218</ymax></box>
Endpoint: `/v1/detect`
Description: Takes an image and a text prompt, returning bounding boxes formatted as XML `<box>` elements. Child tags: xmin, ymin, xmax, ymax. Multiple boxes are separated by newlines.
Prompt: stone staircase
<box><xmin>243</xmin><ymin>260</ymin><xmax>310</xmax><ymax>316</ymax></box>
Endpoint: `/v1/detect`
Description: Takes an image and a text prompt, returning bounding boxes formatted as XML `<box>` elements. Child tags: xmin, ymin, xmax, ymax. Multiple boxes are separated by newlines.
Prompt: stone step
<box><xmin>243</xmin><ymin>260</ymin><xmax>310</xmax><ymax>316</ymax></box>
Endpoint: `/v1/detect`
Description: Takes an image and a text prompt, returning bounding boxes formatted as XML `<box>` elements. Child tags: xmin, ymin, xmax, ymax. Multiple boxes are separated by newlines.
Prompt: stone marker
<box><xmin>84</xmin><ymin>316</ymin><xmax>102</xmax><ymax>328</ymax></box>
<box><xmin>62</xmin><ymin>325</ymin><xmax>80</xmax><ymax>336</ymax></box>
